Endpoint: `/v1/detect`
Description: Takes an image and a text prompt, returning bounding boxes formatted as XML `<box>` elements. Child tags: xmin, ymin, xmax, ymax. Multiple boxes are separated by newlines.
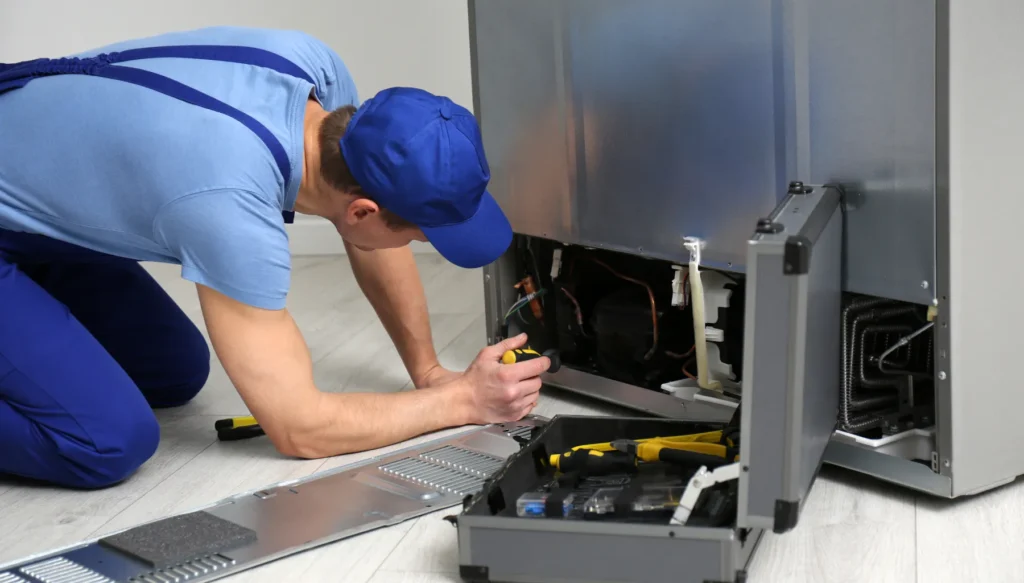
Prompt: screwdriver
<box><xmin>549</xmin><ymin>448</ymin><xmax>638</xmax><ymax>474</ymax></box>
<box><xmin>215</xmin><ymin>415</ymin><xmax>266</xmax><ymax>441</ymax></box>
<box><xmin>500</xmin><ymin>347</ymin><xmax>561</xmax><ymax>373</ymax></box>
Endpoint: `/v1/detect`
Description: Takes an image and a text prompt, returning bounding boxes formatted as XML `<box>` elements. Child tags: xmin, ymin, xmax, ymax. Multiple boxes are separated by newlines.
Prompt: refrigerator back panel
<box><xmin>469</xmin><ymin>0</ymin><xmax>938</xmax><ymax>303</ymax></box>
<box><xmin>471</xmin><ymin>0</ymin><xmax>789</xmax><ymax>271</ymax></box>
<box><xmin>802</xmin><ymin>0</ymin><xmax>937</xmax><ymax>304</ymax></box>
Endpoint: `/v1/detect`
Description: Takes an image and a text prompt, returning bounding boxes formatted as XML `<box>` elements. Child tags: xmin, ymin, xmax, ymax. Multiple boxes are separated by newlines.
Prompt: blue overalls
<box><xmin>0</xmin><ymin>46</ymin><xmax>307</xmax><ymax>488</ymax></box>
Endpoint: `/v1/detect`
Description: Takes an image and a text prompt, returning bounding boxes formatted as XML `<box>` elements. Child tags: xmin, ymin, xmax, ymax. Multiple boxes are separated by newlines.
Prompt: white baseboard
<box><xmin>285</xmin><ymin>218</ymin><xmax>439</xmax><ymax>256</ymax></box>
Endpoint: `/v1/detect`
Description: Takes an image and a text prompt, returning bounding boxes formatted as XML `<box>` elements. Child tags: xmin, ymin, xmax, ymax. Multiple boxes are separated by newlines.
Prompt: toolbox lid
<box><xmin>737</xmin><ymin>184</ymin><xmax>843</xmax><ymax>533</ymax></box>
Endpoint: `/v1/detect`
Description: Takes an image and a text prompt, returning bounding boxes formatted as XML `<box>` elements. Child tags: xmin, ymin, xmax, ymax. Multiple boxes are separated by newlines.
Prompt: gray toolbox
<box><xmin>456</xmin><ymin>186</ymin><xmax>843</xmax><ymax>583</ymax></box>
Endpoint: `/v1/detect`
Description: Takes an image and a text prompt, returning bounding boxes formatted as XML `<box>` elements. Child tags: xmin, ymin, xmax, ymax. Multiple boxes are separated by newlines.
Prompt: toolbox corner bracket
<box><xmin>459</xmin><ymin>564</ymin><xmax>490</xmax><ymax>582</ymax></box>
<box><xmin>772</xmin><ymin>499</ymin><xmax>799</xmax><ymax>533</ymax></box>
<box><xmin>702</xmin><ymin>569</ymin><xmax>748</xmax><ymax>583</ymax></box>
<box><xmin>783</xmin><ymin>236</ymin><xmax>812</xmax><ymax>275</ymax></box>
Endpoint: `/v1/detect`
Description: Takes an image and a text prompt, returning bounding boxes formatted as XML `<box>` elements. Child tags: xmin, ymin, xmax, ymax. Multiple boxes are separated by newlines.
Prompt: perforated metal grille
<box><xmin>19</xmin><ymin>557</ymin><xmax>113</xmax><ymax>583</ymax></box>
<box><xmin>379</xmin><ymin>445</ymin><xmax>503</xmax><ymax>496</ymax></box>
<box><xmin>129</xmin><ymin>554</ymin><xmax>235</xmax><ymax>582</ymax></box>
<box><xmin>418</xmin><ymin>445</ymin><xmax>504</xmax><ymax>477</ymax></box>
<box><xmin>0</xmin><ymin>572</ymin><xmax>30</xmax><ymax>583</ymax></box>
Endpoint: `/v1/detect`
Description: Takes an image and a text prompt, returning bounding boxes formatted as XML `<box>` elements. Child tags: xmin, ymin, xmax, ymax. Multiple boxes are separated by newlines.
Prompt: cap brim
<box><xmin>421</xmin><ymin>192</ymin><xmax>513</xmax><ymax>269</ymax></box>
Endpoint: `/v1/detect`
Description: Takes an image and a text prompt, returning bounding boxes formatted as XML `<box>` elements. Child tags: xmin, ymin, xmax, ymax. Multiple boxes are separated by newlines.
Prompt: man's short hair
<box><xmin>318</xmin><ymin>105</ymin><xmax>415</xmax><ymax>230</ymax></box>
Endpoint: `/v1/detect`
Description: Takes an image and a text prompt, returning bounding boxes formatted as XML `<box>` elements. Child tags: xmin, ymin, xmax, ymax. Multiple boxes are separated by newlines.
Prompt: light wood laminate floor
<box><xmin>1</xmin><ymin>255</ymin><xmax>1022</xmax><ymax>582</ymax></box>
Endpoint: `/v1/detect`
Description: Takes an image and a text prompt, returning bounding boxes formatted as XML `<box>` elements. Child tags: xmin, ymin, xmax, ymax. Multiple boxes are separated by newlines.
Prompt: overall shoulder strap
<box><xmin>1</xmin><ymin>45</ymin><xmax>317</xmax><ymax>220</ymax></box>
<box><xmin>95</xmin><ymin>65</ymin><xmax>296</xmax><ymax>189</ymax></box>
<box><xmin>102</xmin><ymin>45</ymin><xmax>315</xmax><ymax>85</ymax></box>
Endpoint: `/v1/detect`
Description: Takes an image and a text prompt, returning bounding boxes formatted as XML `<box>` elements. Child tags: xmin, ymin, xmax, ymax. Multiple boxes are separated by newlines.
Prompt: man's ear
<box><xmin>345</xmin><ymin>197</ymin><xmax>380</xmax><ymax>225</ymax></box>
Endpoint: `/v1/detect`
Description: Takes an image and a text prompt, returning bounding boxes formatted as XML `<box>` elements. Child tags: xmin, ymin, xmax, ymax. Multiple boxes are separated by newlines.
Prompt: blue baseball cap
<box><xmin>339</xmin><ymin>87</ymin><xmax>512</xmax><ymax>269</ymax></box>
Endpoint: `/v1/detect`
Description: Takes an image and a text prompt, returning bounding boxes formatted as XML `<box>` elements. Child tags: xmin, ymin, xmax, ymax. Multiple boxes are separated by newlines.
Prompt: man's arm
<box><xmin>197</xmin><ymin>283</ymin><xmax>468</xmax><ymax>458</ymax></box>
<box><xmin>344</xmin><ymin>241</ymin><xmax>445</xmax><ymax>388</ymax></box>
<box><xmin>197</xmin><ymin>283</ymin><xmax>550</xmax><ymax>459</ymax></box>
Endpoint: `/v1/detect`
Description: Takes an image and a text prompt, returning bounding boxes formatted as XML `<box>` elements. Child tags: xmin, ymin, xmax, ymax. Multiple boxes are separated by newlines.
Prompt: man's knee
<box><xmin>56</xmin><ymin>408</ymin><xmax>161</xmax><ymax>489</ymax></box>
<box><xmin>79</xmin><ymin>424</ymin><xmax>159</xmax><ymax>488</ymax></box>
<box><xmin>174</xmin><ymin>324</ymin><xmax>211</xmax><ymax>401</ymax></box>
<box><xmin>144</xmin><ymin>324</ymin><xmax>211</xmax><ymax>408</ymax></box>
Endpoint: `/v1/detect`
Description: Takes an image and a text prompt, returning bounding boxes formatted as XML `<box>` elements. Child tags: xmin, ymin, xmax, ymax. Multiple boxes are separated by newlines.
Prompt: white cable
<box><xmin>683</xmin><ymin>237</ymin><xmax>722</xmax><ymax>392</ymax></box>
<box><xmin>550</xmin><ymin>248</ymin><xmax>563</xmax><ymax>280</ymax></box>
<box><xmin>671</xmin><ymin>265</ymin><xmax>686</xmax><ymax>307</ymax></box>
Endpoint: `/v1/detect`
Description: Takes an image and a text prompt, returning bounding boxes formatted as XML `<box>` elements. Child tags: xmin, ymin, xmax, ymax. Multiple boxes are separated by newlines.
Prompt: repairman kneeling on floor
<box><xmin>0</xmin><ymin>26</ymin><xmax>550</xmax><ymax>489</ymax></box>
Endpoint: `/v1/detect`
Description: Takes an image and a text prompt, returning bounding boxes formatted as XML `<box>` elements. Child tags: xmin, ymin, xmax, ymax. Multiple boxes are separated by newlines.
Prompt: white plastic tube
<box><xmin>683</xmin><ymin>238</ymin><xmax>722</xmax><ymax>392</ymax></box>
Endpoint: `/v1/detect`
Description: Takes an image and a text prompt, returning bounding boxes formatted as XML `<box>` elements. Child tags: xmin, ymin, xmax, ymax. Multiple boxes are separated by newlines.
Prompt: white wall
<box><xmin>0</xmin><ymin>0</ymin><xmax>473</xmax><ymax>255</ymax></box>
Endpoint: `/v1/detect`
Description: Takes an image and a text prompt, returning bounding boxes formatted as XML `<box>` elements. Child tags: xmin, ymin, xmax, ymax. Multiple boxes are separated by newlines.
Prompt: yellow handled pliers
<box><xmin>549</xmin><ymin>430</ymin><xmax>738</xmax><ymax>472</ymax></box>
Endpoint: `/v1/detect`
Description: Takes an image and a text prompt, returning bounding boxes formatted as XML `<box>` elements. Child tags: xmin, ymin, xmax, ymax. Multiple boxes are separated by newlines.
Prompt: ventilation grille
<box><xmin>418</xmin><ymin>445</ymin><xmax>504</xmax><ymax>477</ymax></box>
<box><xmin>19</xmin><ymin>557</ymin><xmax>114</xmax><ymax>583</ymax></box>
<box><xmin>505</xmin><ymin>425</ymin><xmax>534</xmax><ymax>441</ymax></box>
<box><xmin>379</xmin><ymin>446</ymin><xmax>504</xmax><ymax>496</ymax></box>
<box><xmin>0</xmin><ymin>572</ymin><xmax>30</xmax><ymax>583</ymax></box>
<box><xmin>129</xmin><ymin>554</ymin><xmax>235</xmax><ymax>582</ymax></box>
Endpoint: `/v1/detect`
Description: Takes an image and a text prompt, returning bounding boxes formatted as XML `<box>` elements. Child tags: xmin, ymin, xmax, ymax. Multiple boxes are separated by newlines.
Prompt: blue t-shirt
<box><xmin>0</xmin><ymin>26</ymin><xmax>358</xmax><ymax>309</ymax></box>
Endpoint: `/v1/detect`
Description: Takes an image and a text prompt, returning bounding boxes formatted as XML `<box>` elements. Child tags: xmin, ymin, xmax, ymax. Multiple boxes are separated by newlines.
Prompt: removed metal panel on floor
<box><xmin>0</xmin><ymin>420</ymin><xmax>542</xmax><ymax>583</ymax></box>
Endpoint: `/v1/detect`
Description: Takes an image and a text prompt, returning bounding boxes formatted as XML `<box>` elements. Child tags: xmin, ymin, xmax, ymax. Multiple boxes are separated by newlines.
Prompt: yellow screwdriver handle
<box><xmin>231</xmin><ymin>416</ymin><xmax>259</xmax><ymax>428</ymax></box>
<box><xmin>501</xmin><ymin>348</ymin><xmax>542</xmax><ymax>365</ymax></box>
<box><xmin>500</xmin><ymin>347</ymin><xmax>561</xmax><ymax>373</ymax></box>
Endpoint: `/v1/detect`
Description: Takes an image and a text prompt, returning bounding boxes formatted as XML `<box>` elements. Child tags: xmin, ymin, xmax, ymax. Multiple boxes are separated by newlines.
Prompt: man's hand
<box><xmin>450</xmin><ymin>333</ymin><xmax>549</xmax><ymax>424</ymax></box>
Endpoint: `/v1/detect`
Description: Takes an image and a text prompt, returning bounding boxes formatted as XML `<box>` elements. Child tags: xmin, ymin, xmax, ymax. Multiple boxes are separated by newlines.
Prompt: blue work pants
<box><xmin>0</xmin><ymin>230</ymin><xmax>210</xmax><ymax>488</ymax></box>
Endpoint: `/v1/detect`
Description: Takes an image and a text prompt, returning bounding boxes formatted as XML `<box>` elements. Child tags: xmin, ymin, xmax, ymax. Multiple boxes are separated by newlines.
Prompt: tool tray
<box><xmin>457</xmin><ymin>414</ymin><xmax>757</xmax><ymax>583</ymax></box>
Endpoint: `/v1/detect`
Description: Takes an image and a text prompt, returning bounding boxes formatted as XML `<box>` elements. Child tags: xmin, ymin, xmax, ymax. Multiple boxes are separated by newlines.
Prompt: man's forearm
<box><xmin>197</xmin><ymin>283</ymin><xmax>471</xmax><ymax>459</ymax></box>
<box><xmin>345</xmin><ymin>241</ymin><xmax>440</xmax><ymax>385</ymax></box>
<box><xmin>289</xmin><ymin>388</ymin><xmax>471</xmax><ymax>458</ymax></box>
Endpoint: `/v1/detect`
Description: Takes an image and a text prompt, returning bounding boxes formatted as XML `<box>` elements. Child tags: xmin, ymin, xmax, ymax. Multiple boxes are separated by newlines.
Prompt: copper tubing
<box><xmin>560</xmin><ymin>287</ymin><xmax>587</xmax><ymax>331</ymax></box>
<box><xmin>682</xmin><ymin>358</ymin><xmax>698</xmax><ymax>381</ymax></box>
<box><xmin>515</xmin><ymin>276</ymin><xmax>544</xmax><ymax>321</ymax></box>
<box><xmin>586</xmin><ymin>258</ymin><xmax>658</xmax><ymax>360</ymax></box>
<box><xmin>666</xmin><ymin>345</ymin><xmax>695</xmax><ymax>359</ymax></box>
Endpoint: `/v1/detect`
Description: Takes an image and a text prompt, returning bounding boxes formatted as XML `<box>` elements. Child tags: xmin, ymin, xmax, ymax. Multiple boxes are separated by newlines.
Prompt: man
<box><xmin>0</xmin><ymin>26</ymin><xmax>550</xmax><ymax>489</ymax></box>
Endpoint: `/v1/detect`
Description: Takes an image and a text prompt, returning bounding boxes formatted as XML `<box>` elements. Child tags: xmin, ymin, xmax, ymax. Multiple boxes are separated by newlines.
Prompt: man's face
<box><xmin>333</xmin><ymin>197</ymin><xmax>427</xmax><ymax>251</ymax></box>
